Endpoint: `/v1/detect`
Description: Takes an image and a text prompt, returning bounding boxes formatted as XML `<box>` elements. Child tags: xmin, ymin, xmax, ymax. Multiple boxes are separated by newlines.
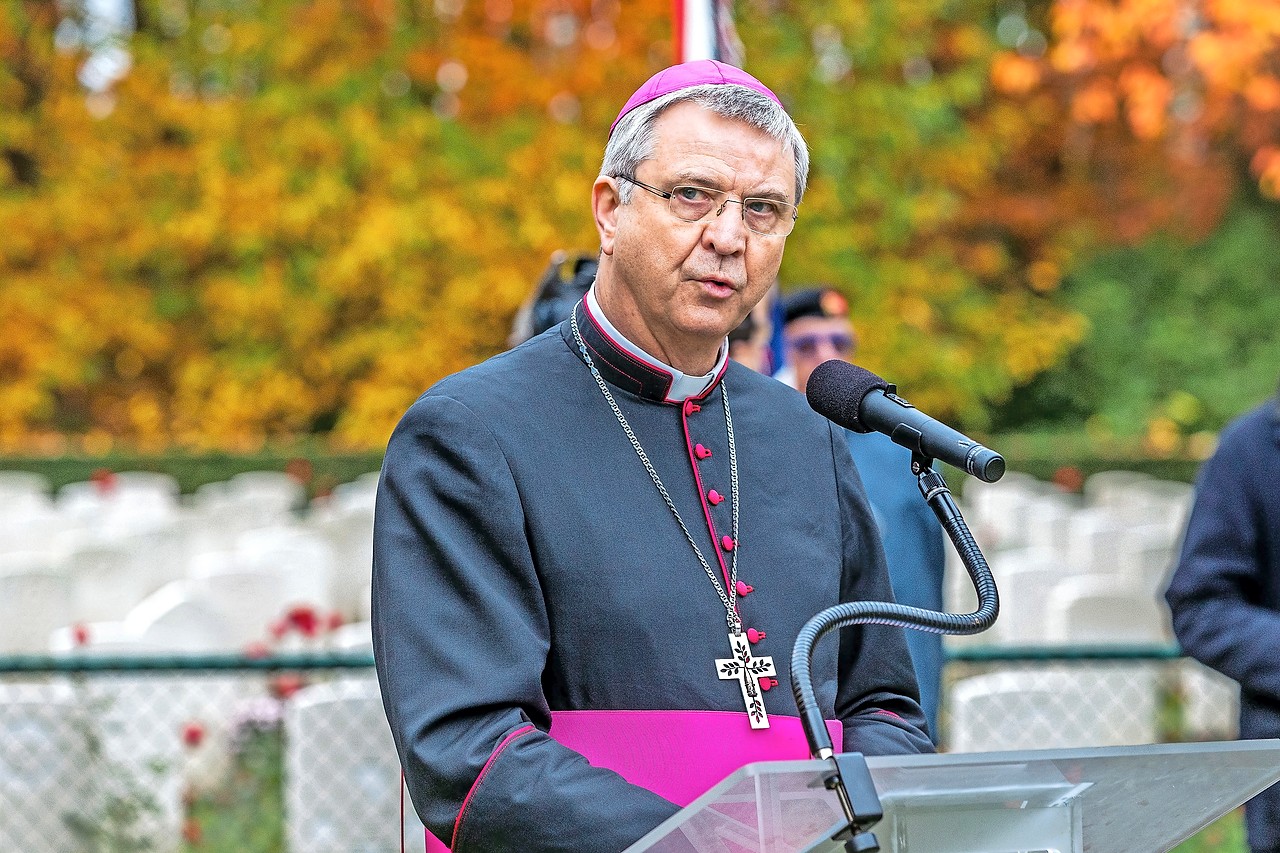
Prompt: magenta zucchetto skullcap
<box><xmin>609</xmin><ymin>59</ymin><xmax>784</xmax><ymax>135</ymax></box>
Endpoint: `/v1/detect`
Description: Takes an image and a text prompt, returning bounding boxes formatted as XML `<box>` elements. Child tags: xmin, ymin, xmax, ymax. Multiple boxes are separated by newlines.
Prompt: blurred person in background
<box><xmin>1165</xmin><ymin>383</ymin><xmax>1280</xmax><ymax>853</ymax></box>
<box><xmin>777</xmin><ymin>286</ymin><xmax>947</xmax><ymax>741</ymax></box>
<box><xmin>373</xmin><ymin>60</ymin><xmax>930</xmax><ymax>852</ymax></box>
<box><xmin>725</xmin><ymin>288</ymin><xmax>775</xmax><ymax>374</ymax></box>
<box><xmin>507</xmin><ymin>251</ymin><xmax>600</xmax><ymax>348</ymax></box>
<box><xmin>775</xmin><ymin>286</ymin><xmax>857</xmax><ymax>391</ymax></box>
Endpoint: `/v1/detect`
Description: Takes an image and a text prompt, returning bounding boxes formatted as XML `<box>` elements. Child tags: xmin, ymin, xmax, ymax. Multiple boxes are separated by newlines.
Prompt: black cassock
<box><xmin>372</xmin><ymin>300</ymin><xmax>932</xmax><ymax>852</ymax></box>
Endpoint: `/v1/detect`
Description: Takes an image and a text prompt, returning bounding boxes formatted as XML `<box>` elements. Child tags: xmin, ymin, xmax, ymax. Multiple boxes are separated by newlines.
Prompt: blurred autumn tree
<box><xmin>0</xmin><ymin>0</ymin><xmax>664</xmax><ymax>453</ymax></box>
<box><xmin>5</xmin><ymin>0</ymin><xmax>1272</xmax><ymax>454</ymax></box>
<box><xmin>977</xmin><ymin>0</ymin><xmax>1280</xmax><ymax>442</ymax></box>
<box><xmin>995</xmin><ymin>193</ymin><xmax>1280</xmax><ymax>445</ymax></box>
<box><xmin>741</xmin><ymin>0</ymin><xmax>1084</xmax><ymax>427</ymax></box>
<box><xmin>2</xmin><ymin>0</ymin><xmax>1084</xmax><ymax>452</ymax></box>
<box><xmin>988</xmin><ymin>0</ymin><xmax>1280</xmax><ymax>228</ymax></box>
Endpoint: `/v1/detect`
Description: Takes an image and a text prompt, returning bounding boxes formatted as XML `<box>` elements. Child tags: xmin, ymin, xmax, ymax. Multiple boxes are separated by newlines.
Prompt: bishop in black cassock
<box><xmin>372</xmin><ymin>60</ymin><xmax>933</xmax><ymax>852</ymax></box>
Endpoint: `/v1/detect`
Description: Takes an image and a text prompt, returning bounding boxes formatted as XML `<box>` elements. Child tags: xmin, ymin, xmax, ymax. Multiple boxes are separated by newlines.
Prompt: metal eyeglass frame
<box><xmin>613</xmin><ymin>174</ymin><xmax>798</xmax><ymax>237</ymax></box>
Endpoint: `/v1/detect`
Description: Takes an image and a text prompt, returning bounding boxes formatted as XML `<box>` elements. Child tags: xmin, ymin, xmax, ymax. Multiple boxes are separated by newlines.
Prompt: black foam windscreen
<box><xmin>805</xmin><ymin>360</ymin><xmax>889</xmax><ymax>434</ymax></box>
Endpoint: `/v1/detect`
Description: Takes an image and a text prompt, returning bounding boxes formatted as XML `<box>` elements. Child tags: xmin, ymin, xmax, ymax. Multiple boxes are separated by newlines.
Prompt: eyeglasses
<box><xmin>614</xmin><ymin>175</ymin><xmax>798</xmax><ymax>237</ymax></box>
<box><xmin>788</xmin><ymin>332</ymin><xmax>856</xmax><ymax>357</ymax></box>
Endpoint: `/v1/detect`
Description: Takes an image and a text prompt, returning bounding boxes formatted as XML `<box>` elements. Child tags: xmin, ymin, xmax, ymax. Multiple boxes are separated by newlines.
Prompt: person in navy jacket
<box><xmin>372</xmin><ymin>60</ymin><xmax>932</xmax><ymax>852</ymax></box>
<box><xmin>1165</xmin><ymin>389</ymin><xmax>1280</xmax><ymax>853</ymax></box>
<box><xmin>777</xmin><ymin>286</ymin><xmax>947</xmax><ymax>741</ymax></box>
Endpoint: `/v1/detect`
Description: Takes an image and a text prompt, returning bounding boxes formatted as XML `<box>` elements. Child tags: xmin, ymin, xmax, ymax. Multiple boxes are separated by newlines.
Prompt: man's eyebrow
<box><xmin>668</xmin><ymin>169</ymin><xmax>726</xmax><ymax>187</ymax></box>
<box><xmin>744</xmin><ymin>187</ymin><xmax>792</xmax><ymax>203</ymax></box>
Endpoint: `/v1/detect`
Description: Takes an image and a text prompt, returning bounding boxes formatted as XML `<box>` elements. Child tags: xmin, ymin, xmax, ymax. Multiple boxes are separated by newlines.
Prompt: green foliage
<box><xmin>63</xmin><ymin>688</ymin><xmax>169</xmax><ymax>853</ymax></box>
<box><xmin>738</xmin><ymin>0</ymin><xmax>1083</xmax><ymax>428</ymax></box>
<box><xmin>993</xmin><ymin>194</ymin><xmax>1280</xmax><ymax>437</ymax></box>
<box><xmin>10</xmin><ymin>0</ymin><xmax>1274</xmax><ymax>449</ymax></box>
<box><xmin>184</xmin><ymin>722</ymin><xmax>283</xmax><ymax>852</ymax></box>
<box><xmin>0</xmin><ymin>447</ymin><xmax>382</xmax><ymax>497</ymax></box>
<box><xmin>1173</xmin><ymin>809</ymin><xmax>1246</xmax><ymax>853</ymax></box>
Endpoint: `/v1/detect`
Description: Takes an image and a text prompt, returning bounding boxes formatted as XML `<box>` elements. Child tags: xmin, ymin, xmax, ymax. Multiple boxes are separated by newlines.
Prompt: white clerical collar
<box><xmin>586</xmin><ymin>286</ymin><xmax>729</xmax><ymax>403</ymax></box>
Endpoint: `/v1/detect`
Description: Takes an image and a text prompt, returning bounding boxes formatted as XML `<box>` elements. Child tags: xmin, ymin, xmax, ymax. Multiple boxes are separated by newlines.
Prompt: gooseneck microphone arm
<box><xmin>792</xmin><ymin>363</ymin><xmax>1001</xmax><ymax>853</ymax></box>
<box><xmin>790</xmin><ymin>456</ymin><xmax>1000</xmax><ymax>761</ymax></box>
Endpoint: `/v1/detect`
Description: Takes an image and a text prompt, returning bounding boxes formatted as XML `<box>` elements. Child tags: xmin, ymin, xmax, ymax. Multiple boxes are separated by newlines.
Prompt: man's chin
<box><xmin>674</xmin><ymin>329</ymin><xmax>741</xmax><ymax>364</ymax></box>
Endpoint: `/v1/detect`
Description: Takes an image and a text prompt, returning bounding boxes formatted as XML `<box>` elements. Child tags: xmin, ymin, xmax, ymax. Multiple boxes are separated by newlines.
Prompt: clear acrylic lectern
<box><xmin>625</xmin><ymin>740</ymin><xmax>1280</xmax><ymax>853</ymax></box>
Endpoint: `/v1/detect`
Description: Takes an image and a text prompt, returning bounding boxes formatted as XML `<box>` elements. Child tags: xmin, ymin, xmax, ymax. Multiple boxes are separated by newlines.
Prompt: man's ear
<box><xmin>592</xmin><ymin>177</ymin><xmax>621</xmax><ymax>256</ymax></box>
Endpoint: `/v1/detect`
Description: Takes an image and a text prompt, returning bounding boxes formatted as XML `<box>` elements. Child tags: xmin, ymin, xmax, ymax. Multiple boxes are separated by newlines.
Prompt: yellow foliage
<box><xmin>0</xmin><ymin>0</ymin><xmax>1105</xmax><ymax>449</ymax></box>
<box><xmin>1026</xmin><ymin>259</ymin><xmax>1062</xmax><ymax>292</ymax></box>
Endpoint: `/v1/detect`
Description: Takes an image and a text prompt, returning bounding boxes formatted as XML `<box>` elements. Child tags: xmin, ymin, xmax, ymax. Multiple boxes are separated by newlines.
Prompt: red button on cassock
<box><xmin>683</xmin><ymin>400</ymin><xmax>701</xmax><ymax>416</ymax></box>
<box><xmin>708</xmin><ymin>489</ymin><xmax>723</xmax><ymax>505</ymax></box>
<box><xmin>720</xmin><ymin>535</ymin><xmax>735</xmax><ymax>552</ymax></box>
<box><xmin>695</xmin><ymin>444</ymin><xmax>713</xmax><ymax>460</ymax></box>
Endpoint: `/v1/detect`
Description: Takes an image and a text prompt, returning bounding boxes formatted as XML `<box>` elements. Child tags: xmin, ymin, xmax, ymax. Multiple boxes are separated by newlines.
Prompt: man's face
<box><xmin>785</xmin><ymin>315</ymin><xmax>857</xmax><ymax>393</ymax></box>
<box><xmin>593</xmin><ymin>101</ymin><xmax>796</xmax><ymax>373</ymax></box>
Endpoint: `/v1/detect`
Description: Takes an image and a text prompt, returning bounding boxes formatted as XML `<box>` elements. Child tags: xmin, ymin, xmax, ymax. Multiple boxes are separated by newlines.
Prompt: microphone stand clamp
<box><xmin>803</xmin><ymin>751</ymin><xmax>883</xmax><ymax>853</ymax></box>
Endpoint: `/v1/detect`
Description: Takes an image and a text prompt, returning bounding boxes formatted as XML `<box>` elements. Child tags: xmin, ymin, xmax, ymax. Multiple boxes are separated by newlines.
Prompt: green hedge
<box><xmin>983</xmin><ymin>430</ymin><xmax>1202</xmax><ymax>487</ymax></box>
<box><xmin>0</xmin><ymin>442</ymin><xmax>1200</xmax><ymax>502</ymax></box>
<box><xmin>1001</xmin><ymin>457</ymin><xmax>1200</xmax><ymax>487</ymax></box>
<box><xmin>0</xmin><ymin>449</ymin><xmax>384</xmax><ymax>498</ymax></box>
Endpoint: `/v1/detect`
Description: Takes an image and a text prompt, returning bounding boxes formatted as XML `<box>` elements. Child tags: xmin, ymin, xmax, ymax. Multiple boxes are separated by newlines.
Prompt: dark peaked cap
<box><xmin>780</xmin><ymin>287</ymin><xmax>850</xmax><ymax>325</ymax></box>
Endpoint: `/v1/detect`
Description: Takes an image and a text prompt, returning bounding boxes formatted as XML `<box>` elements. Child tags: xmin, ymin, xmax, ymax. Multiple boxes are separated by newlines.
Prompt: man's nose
<box><xmin>815</xmin><ymin>339</ymin><xmax>850</xmax><ymax>361</ymax></box>
<box><xmin>702</xmin><ymin>202</ymin><xmax>748</xmax><ymax>254</ymax></box>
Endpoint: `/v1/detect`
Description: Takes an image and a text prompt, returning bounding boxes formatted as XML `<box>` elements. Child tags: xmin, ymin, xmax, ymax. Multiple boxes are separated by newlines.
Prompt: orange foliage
<box><xmin>992</xmin><ymin>53</ymin><xmax>1042</xmax><ymax>95</ymax></box>
<box><xmin>993</xmin><ymin>0</ymin><xmax>1280</xmax><ymax>243</ymax></box>
<box><xmin>1071</xmin><ymin>78</ymin><xmax>1117</xmax><ymax>123</ymax></box>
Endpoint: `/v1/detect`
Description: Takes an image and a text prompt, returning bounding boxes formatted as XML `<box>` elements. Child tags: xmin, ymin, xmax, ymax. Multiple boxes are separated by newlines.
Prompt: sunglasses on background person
<box><xmin>786</xmin><ymin>332</ymin><xmax>856</xmax><ymax>358</ymax></box>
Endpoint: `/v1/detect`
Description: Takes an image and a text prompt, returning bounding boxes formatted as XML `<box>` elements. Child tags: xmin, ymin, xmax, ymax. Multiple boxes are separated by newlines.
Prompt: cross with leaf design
<box><xmin>716</xmin><ymin>631</ymin><xmax>776</xmax><ymax>729</ymax></box>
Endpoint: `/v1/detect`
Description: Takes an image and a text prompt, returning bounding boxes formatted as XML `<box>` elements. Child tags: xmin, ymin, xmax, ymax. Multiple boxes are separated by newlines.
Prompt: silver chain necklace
<box><xmin>571</xmin><ymin>311</ymin><xmax>742</xmax><ymax>633</ymax></box>
<box><xmin>571</xmin><ymin>310</ymin><xmax>779</xmax><ymax>729</ymax></box>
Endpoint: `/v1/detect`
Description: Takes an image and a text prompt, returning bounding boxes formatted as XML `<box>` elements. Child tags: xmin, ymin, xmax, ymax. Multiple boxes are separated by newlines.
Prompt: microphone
<box><xmin>806</xmin><ymin>360</ymin><xmax>1006</xmax><ymax>483</ymax></box>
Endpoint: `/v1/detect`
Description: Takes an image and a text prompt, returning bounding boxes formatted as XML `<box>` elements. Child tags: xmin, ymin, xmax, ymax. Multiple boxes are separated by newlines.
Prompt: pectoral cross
<box><xmin>717</xmin><ymin>631</ymin><xmax>776</xmax><ymax>729</ymax></box>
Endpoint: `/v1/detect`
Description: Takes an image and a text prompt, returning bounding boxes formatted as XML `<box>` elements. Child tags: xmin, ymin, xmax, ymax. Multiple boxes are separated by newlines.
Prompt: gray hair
<box><xmin>601</xmin><ymin>84</ymin><xmax>809</xmax><ymax>207</ymax></box>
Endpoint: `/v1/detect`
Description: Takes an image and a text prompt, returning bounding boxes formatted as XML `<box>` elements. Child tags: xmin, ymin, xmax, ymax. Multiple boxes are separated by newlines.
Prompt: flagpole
<box><xmin>672</xmin><ymin>0</ymin><xmax>684</xmax><ymax>62</ymax></box>
<box><xmin>675</xmin><ymin>0</ymin><xmax>716</xmax><ymax>62</ymax></box>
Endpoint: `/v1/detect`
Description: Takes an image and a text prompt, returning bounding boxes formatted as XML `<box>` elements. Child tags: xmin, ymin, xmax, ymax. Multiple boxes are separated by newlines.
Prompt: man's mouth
<box><xmin>696</xmin><ymin>276</ymin><xmax>738</xmax><ymax>293</ymax></box>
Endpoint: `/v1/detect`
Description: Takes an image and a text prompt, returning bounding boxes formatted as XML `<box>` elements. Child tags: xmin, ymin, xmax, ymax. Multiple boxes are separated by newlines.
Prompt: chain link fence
<box><xmin>0</xmin><ymin>649</ymin><xmax>1241</xmax><ymax>852</ymax></box>
<box><xmin>0</xmin><ymin>653</ymin><xmax>422</xmax><ymax>853</ymax></box>
<box><xmin>941</xmin><ymin>645</ymin><xmax>1240</xmax><ymax>752</ymax></box>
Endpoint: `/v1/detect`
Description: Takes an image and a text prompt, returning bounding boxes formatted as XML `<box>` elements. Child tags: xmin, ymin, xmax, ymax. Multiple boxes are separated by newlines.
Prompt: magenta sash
<box><xmin>425</xmin><ymin>710</ymin><xmax>841</xmax><ymax>851</ymax></box>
